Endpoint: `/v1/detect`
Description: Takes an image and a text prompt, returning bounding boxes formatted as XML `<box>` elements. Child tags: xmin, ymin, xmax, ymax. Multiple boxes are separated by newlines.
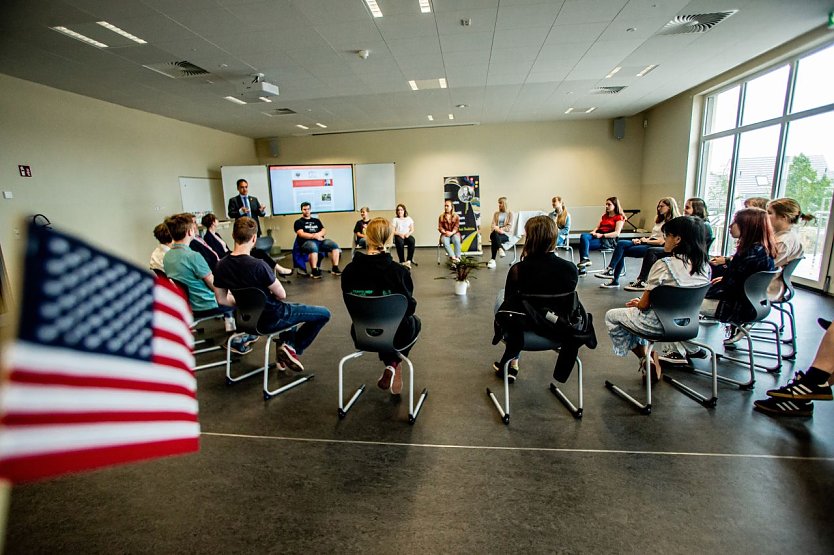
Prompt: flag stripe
<box><xmin>4</xmin><ymin>341</ymin><xmax>196</xmax><ymax>390</ymax></box>
<box><xmin>7</xmin><ymin>370</ymin><xmax>197</xmax><ymax>398</ymax></box>
<box><xmin>0</xmin><ymin>421</ymin><xmax>200</xmax><ymax>459</ymax></box>
<box><xmin>2</xmin><ymin>411</ymin><xmax>199</xmax><ymax>426</ymax></box>
<box><xmin>154</xmin><ymin>278</ymin><xmax>192</xmax><ymax>322</ymax></box>
<box><xmin>153</xmin><ymin>327</ymin><xmax>191</xmax><ymax>351</ymax></box>
<box><xmin>151</xmin><ymin>355</ymin><xmax>194</xmax><ymax>374</ymax></box>
<box><xmin>1</xmin><ymin>384</ymin><xmax>198</xmax><ymax>415</ymax></box>
<box><xmin>0</xmin><ymin>438</ymin><xmax>199</xmax><ymax>483</ymax></box>
<box><xmin>152</xmin><ymin>336</ymin><xmax>196</xmax><ymax>368</ymax></box>
<box><xmin>154</xmin><ymin>309</ymin><xmax>194</xmax><ymax>348</ymax></box>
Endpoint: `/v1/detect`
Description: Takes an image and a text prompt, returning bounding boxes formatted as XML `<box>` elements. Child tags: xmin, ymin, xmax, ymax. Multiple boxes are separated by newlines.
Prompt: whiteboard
<box><xmin>221</xmin><ymin>165</ymin><xmax>270</xmax><ymax>217</ymax></box>
<box><xmin>179</xmin><ymin>177</ymin><xmax>224</xmax><ymax>215</ymax></box>
<box><xmin>355</xmin><ymin>163</ymin><xmax>395</xmax><ymax>211</ymax></box>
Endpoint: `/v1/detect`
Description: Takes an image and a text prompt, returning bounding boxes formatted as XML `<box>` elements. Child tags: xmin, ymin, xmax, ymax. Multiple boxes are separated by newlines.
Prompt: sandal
<box><xmin>377</xmin><ymin>366</ymin><xmax>395</xmax><ymax>391</ymax></box>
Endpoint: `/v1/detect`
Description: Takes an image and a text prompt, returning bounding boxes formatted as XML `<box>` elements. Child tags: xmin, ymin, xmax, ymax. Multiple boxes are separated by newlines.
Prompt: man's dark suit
<box><xmin>228</xmin><ymin>195</ymin><xmax>266</xmax><ymax>237</ymax></box>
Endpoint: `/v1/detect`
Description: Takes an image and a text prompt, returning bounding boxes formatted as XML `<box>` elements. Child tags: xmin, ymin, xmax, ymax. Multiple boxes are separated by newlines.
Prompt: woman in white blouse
<box><xmin>393</xmin><ymin>203</ymin><xmax>416</xmax><ymax>268</ymax></box>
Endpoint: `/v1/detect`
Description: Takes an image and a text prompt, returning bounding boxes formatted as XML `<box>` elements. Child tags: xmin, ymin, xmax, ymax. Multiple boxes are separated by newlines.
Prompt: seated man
<box><xmin>162</xmin><ymin>213</ymin><xmax>257</xmax><ymax>355</ymax></box>
<box><xmin>214</xmin><ymin>217</ymin><xmax>331</xmax><ymax>371</ymax></box>
<box><xmin>294</xmin><ymin>201</ymin><xmax>341</xmax><ymax>279</ymax></box>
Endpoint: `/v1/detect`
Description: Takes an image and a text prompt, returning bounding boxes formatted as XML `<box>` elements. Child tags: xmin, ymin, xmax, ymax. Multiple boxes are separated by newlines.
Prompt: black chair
<box><xmin>226</xmin><ymin>288</ymin><xmax>311</xmax><ymax>400</ymax></box>
<box><xmin>170</xmin><ymin>278</ymin><xmax>227</xmax><ymax>372</ymax></box>
<box><xmin>152</xmin><ymin>268</ymin><xmax>167</xmax><ymax>278</ymax></box>
<box><xmin>708</xmin><ymin>270</ymin><xmax>782</xmax><ymax>385</ymax></box>
<box><xmin>254</xmin><ymin>235</ymin><xmax>274</xmax><ymax>254</ymax></box>
<box><xmin>488</xmin><ymin>291</ymin><xmax>585</xmax><ymax>424</ymax></box>
<box><xmin>338</xmin><ymin>294</ymin><xmax>427</xmax><ymax>424</ymax></box>
<box><xmin>605</xmin><ymin>284</ymin><xmax>716</xmax><ymax>414</ymax></box>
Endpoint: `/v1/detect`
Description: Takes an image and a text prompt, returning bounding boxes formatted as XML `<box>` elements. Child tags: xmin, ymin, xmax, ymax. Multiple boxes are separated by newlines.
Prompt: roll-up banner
<box><xmin>443</xmin><ymin>175</ymin><xmax>481</xmax><ymax>255</ymax></box>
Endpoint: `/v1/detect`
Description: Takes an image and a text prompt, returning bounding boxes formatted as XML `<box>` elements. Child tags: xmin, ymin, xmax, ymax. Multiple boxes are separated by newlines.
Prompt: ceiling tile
<box><xmin>496</xmin><ymin>3</ymin><xmax>562</xmax><ymax>29</ymax></box>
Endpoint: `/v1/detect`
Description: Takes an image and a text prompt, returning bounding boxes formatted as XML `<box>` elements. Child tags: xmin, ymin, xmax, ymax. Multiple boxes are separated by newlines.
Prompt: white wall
<box><xmin>255</xmin><ymin>116</ymin><xmax>647</xmax><ymax>249</ymax></box>
<box><xmin>0</xmin><ymin>73</ymin><xmax>257</xmax><ymax>296</ymax></box>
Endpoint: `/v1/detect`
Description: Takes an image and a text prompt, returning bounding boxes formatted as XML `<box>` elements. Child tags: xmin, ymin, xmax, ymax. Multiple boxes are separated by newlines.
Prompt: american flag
<box><xmin>0</xmin><ymin>223</ymin><xmax>200</xmax><ymax>483</ymax></box>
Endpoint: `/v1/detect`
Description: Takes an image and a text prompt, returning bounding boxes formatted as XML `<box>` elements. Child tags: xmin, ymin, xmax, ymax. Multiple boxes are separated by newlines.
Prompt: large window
<box><xmin>697</xmin><ymin>41</ymin><xmax>834</xmax><ymax>285</ymax></box>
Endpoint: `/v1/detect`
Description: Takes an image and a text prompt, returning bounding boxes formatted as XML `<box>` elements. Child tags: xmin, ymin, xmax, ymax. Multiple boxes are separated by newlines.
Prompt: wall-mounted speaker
<box><xmin>613</xmin><ymin>117</ymin><xmax>626</xmax><ymax>140</ymax></box>
<box><xmin>268</xmin><ymin>138</ymin><xmax>279</xmax><ymax>157</ymax></box>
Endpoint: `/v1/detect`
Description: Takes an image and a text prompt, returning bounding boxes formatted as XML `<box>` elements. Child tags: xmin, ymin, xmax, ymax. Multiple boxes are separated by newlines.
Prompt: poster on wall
<box><xmin>443</xmin><ymin>175</ymin><xmax>481</xmax><ymax>255</ymax></box>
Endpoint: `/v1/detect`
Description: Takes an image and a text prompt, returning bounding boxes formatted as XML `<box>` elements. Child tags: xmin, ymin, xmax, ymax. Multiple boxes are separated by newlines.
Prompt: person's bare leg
<box><xmin>809</xmin><ymin>325</ymin><xmax>834</xmax><ymax>384</ymax></box>
<box><xmin>308</xmin><ymin>252</ymin><xmax>319</xmax><ymax>270</ymax></box>
<box><xmin>331</xmin><ymin>249</ymin><xmax>340</xmax><ymax>267</ymax></box>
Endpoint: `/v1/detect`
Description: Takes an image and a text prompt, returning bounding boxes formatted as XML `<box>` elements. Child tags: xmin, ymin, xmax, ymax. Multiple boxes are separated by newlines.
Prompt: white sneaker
<box><xmin>487</xmin><ymin>259</ymin><xmax>497</xmax><ymax>269</ymax></box>
<box><xmin>498</xmin><ymin>247</ymin><xmax>506</xmax><ymax>258</ymax></box>
<box><xmin>403</xmin><ymin>261</ymin><xmax>412</xmax><ymax>269</ymax></box>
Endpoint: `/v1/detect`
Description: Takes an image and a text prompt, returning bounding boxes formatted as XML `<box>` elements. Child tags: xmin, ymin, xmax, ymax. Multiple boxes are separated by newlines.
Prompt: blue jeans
<box><xmin>261</xmin><ymin>302</ymin><xmax>331</xmax><ymax>356</ymax></box>
<box><xmin>578</xmin><ymin>233</ymin><xmax>611</xmax><ymax>260</ymax></box>
<box><xmin>301</xmin><ymin>238</ymin><xmax>340</xmax><ymax>255</ymax></box>
<box><xmin>609</xmin><ymin>242</ymin><xmax>651</xmax><ymax>283</ymax></box>
<box><xmin>442</xmin><ymin>233</ymin><xmax>462</xmax><ymax>257</ymax></box>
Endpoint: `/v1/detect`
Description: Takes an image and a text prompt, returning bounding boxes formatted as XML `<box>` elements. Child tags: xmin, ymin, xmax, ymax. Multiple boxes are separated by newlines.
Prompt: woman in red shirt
<box><xmin>577</xmin><ymin>197</ymin><xmax>625</xmax><ymax>276</ymax></box>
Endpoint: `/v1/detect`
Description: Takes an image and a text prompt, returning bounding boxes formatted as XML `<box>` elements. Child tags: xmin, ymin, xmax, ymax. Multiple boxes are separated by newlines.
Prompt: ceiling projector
<box><xmin>240</xmin><ymin>74</ymin><xmax>279</xmax><ymax>97</ymax></box>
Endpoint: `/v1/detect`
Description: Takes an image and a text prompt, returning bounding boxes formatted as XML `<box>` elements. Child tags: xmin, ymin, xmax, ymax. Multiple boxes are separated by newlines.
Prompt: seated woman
<box><xmin>341</xmin><ymin>217</ymin><xmax>421</xmax><ymax>396</ymax></box>
<box><xmin>438</xmin><ymin>199</ymin><xmax>462</xmax><ymax>262</ymax></box>
<box><xmin>577</xmin><ymin>196</ymin><xmax>625</xmax><ymax>275</ymax></box>
<box><xmin>624</xmin><ymin>197</ymin><xmax>712</xmax><ymax>291</ymax></box>
<box><xmin>492</xmin><ymin>216</ymin><xmax>579</xmax><ymax>382</ymax></box>
<box><xmin>744</xmin><ymin>196</ymin><xmax>769</xmax><ymax>209</ymax></box>
<box><xmin>202</xmin><ymin>213</ymin><xmax>231</xmax><ymax>259</ymax></box>
<box><xmin>353</xmin><ymin>206</ymin><xmax>370</xmax><ymax>249</ymax></box>
<box><xmin>392</xmin><ymin>203</ymin><xmax>416</xmax><ymax>268</ymax></box>
<box><xmin>549</xmin><ymin>196</ymin><xmax>571</xmax><ymax>247</ymax></box>
<box><xmin>149</xmin><ymin>222</ymin><xmax>172</xmax><ymax>273</ymax></box>
<box><xmin>598</xmin><ymin>197</ymin><xmax>680</xmax><ymax>288</ymax></box>
<box><xmin>766</xmin><ymin>197</ymin><xmax>812</xmax><ymax>300</ymax></box>
<box><xmin>487</xmin><ymin>196</ymin><xmax>515</xmax><ymax>269</ymax></box>
<box><xmin>659</xmin><ymin>207</ymin><xmax>777</xmax><ymax>364</ymax></box>
<box><xmin>605</xmin><ymin>216</ymin><xmax>710</xmax><ymax>383</ymax></box>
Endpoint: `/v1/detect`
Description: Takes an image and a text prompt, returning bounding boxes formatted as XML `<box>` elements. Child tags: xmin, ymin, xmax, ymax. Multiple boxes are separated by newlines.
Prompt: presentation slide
<box><xmin>268</xmin><ymin>164</ymin><xmax>355</xmax><ymax>215</ymax></box>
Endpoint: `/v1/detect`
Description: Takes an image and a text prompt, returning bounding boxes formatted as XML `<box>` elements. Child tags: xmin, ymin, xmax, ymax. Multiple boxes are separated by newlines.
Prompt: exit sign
<box><xmin>829</xmin><ymin>11</ymin><xmax>834</xmax><ymax>29</ymax></box>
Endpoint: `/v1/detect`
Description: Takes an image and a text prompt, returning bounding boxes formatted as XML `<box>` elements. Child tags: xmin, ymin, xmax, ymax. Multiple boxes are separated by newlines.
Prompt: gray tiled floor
<box><xmin>7</xmin><ymin>248</ymin><xmax>834</xmax><ymax>553</ymax></box>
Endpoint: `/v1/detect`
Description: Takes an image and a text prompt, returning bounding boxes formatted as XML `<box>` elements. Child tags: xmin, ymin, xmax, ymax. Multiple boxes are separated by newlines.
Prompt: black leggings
<box><xmin>394</xmin><ymin>236</ymin><xmax>415</xmax><ymax>262</ymax></box>
<box><xmin>636</xmin><ymin>247</ymin><xmax>668</xmax><ymax>281</ymax></box>
<box><xmin>490</xmin><ymin>230</ymin><xmax>510</xmax><ymax>259</ymax></box>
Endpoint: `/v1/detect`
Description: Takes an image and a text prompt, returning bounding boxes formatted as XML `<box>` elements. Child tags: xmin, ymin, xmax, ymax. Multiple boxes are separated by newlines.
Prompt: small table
<box><xmin>623</xmin><ymin>209</ymin><xmax>641</xmax><ymax>231</ymax></box>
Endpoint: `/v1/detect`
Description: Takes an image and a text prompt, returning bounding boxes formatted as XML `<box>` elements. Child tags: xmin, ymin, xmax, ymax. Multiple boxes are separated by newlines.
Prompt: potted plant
<box><xmin>435</xmin><ymin>256</ymin><xmax>484</xmax><ymax>295</ymax></box>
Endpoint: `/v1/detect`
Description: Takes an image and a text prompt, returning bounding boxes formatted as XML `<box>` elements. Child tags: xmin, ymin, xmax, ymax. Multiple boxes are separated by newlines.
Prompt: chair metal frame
<box><xmin>605</xmin><ymin>284</ymin><xmax>717</xmax><ymax>414</ymax></box>
<box><xmin>487</xmin><ymin>291</ymin><xmax>585</xmax><ymax>424</ymax></box>
<box><xmin>338</xmin><ymin>294</ymin><xmax>427</xmax><ymax>424</ymax></box>
<box><xmin>170</xmin><ymin>278</ymin><xmax>228</xmax><ymax>372</ymax></box>
<box><xmin>224</xmin><ymin>288</ymin><xmax>312</xmax><ymax>400</ymax></box>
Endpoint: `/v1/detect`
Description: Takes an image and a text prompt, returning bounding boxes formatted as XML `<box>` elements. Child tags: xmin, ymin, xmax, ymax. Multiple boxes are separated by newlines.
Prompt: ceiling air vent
<box><xmin>659</xmin><ymin>11</ymin><xmax>738</xmax><ymax>35</ymax></box>
<box><xmin>142</xmin><ymin>61</ymin><xmax>210</xmax><ymax>79</ymax></box>
<box><xmin>592</xmin><ymin>86</ymin><xmax>626</xmax><ymax>95</ymax></box>
<box><xmin>268</xmin><ymin>108</ymin><xmax>297</xmax><ymax>116</ymax></box>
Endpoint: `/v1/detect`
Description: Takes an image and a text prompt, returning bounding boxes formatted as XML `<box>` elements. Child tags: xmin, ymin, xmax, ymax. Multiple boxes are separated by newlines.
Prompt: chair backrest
<box><xmin>778</xmin><ymin>257</ymin><xmax>802</xmax><ymax>302</ymax></box>
<box><xmin>743</xmin><ymin>270</ymin><xmax>780</xmax><ymax>322</ymax></box>
<box><xmin>343</xmin><ymin>293</ymin><xmax>408</xmax><ymax>353</ymax></box>
<box><xmin>649</xmin><ymin>283</ymin><xmax>711</xmax><ymax>341</ymax></box>
<box><xmin>231</xmin><ymin>288</ymin><xmax>268</xmax><ymax>335</ymax></box>
<box><xmin>255</xmin><ymin>236</ymin><xmax>274</xmax><ymax>253</ymax></box>
<box><xmin>152</xmin><ymin>268</ymin><xmax>167</xmax><ymax>278</ymax></box>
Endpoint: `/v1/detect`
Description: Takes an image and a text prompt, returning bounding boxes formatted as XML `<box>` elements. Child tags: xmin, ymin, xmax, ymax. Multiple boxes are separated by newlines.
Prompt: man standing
<box><xmin>214</xmin><ymin>217</ymin><xmax>331</xmax><ymax>371</ymax></box>
<box><xmin>228</xmin><ymin>179</ymin><xmax>267</xmax><ymax>236</ymax></box>
<box><xmin>294</xmin><ymin>201</ymin><xmax>341</xmax><ymax>279</ymax></box>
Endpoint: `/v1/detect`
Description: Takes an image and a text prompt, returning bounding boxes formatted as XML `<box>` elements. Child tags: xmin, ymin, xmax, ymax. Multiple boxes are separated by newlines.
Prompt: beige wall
<box><xmin>0</xmin><ymin>73</ymin><xmax>256</xmax><ymax>295</ymax></box>
<box><xmin>256</xmin><ymin>116</ymin><xmax>647</xmax><ymax>249</ymax></box>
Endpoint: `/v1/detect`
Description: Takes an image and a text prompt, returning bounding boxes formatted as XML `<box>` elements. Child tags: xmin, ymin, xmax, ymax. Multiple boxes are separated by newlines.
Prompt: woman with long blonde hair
<box><xmin>549</xmin><ymin>196</ymin><xmax>571</xmax><ymax>247</ymax></box>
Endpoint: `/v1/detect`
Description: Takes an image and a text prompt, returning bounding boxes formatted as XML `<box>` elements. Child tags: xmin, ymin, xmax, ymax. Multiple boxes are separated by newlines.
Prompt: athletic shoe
<box><xmin>594</xmin><ymin>268</ymin><xmax>615</xmax><ymax>278</ymax></box>
<box><xmin>311</xmin><ymin>268</ymin><xmax>322</xmax><ymax>279</ymax></box>
<box><xmin>578</xmin><ymin>268</ymin><xmax>587</xmax><ymax>277</ymax></box>
<box><xmin>377</xmin><ymin>366</ymin><xmax>395</xmax><ymax>390</ymax></box>
<box><xmin>498</xmin><ymin>247</ymin><xmax>506</xmax><ymax>258</ymax></box>
<box><xmin>403</xmin><ymin>261</ymin><xmax>412</xmax><ymax>269</ymax></box>
<box><xmin>753</xmin><ymin>397</ymin><xmax>814</xmax><ymax>417</ymax></box>
<box><xmin>657</xmin><ymin>351</ymin><xmax>688</xmax><ymax>365</ymax></box>
<box><xmin>229</xmin><ymin>339</ymin><xmax>253</xmax><ymax>356</ymax></box>
<box><xmin>767</xmin><ymin>370</ymin><xmax>833</xmax><ymax>401</ymax></box>
<box><xmin>296</xmin><ymin>268</ymin><xmax>308</xmax><ymax>277</ymax></box>
<box><xmin>276</xmin><ymin>343</ymin><xmax>304</xmax><ymax>372</ymax></box>
<box><xmin>577</xmin><ymin>258</ymin><xmax>592</xmax><ymax>268</ymax></box>
<box><xmin>331</xmin><ymin>265</ymin><xmax>342</xmax><ymax>275</ymax></box>
<box><xmin>242</xmin><ymin>334</ymin><xmax>260</xmax><ymax>347</ymax></box>
<box><xmin>686</xmin><ymin>348</ymin><xmax>709</xmax><ymax>360</ymax></box>
<box><xmin>492</xmin><ymin>361</ymin><xmax>519</xmax><ymax>383</ymax></box>
<box><xmin>599</xmin><ymin>280</ymin><xmax>620</xmax><ymax>289</ymax></box>
<box><xmin>723</xmin><ymin>325</ymin><xmax>746</xmax><ymax>346</ymax></box>
<box><xmin>624</xmin><ymin>280</ymin><xmax>647</xmax><ymax>291</ymax></box>
<box><xmin>487</xmin><ymin>260</ymin><xmax>496</xmax><ymax>269</ymax></box>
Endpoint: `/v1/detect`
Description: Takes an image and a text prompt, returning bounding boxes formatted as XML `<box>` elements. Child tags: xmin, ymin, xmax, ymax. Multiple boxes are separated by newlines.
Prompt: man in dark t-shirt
<box><xmin>293</xmin><ymin>202</ymin><xmax>341</xmax><ymax>279</ymax></box>
<box><xmin>214</xmin><ymin>217</ymin><xmax>330</xmax><ymax>371</ymax></box>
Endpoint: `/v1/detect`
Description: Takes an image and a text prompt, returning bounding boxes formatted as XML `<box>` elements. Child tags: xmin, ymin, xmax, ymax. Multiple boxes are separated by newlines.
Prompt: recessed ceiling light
<box><xmin>316</xmin><ymin>123</ymin><xmax>327</xmax><ymax>128</ymax></box>
<box><xmin>364</xmin><ymin>0</ymin><xmax>383</xmax><ymax>18</ymax></box>
<box><xmin>419</xmin><ymin>0</ymin><xmax>432</xmax><ymax>14</ymax></box>
<box><xmin>259</xmin><ymin>96</ymin><xmax>272</xmax><ymax>103</ymax></box>
<box><xmin>585</xmin><ymin>107</ymin><xmax>596</xmax><ymax>113</ymax></box>
<box><xmin>456</xmin><ymin>104</ymin><xmax>468</xmax><ymax>109</ymax></box>
<box><xmin>296</xmin><ymin>124</ymin><xmax>309</xmax><ymax>130</ymax></box>
<box><xmin>51</xmin><ymin>26</ymin><xmax>108</xmax><ymax>48</ymax></box>
<box><xmin>636</xmin><ymin>64</ymin><xmax>658</xmax><ymax>77</ymax></box>
<box><xmin>224</xmin><ymin>96</ymin><xmax>247</xmax><ymax>105</ymax></box>
<box><xmin>604</xmin><ymin>66</ymin><xmax>622</xmax><ymax>79</ymax></box>
<box><xmin>408</xmin><ymin>80</ymin><xmax>419</xmax><ymax>90</ymax></box>
<box><xmin>439</xmin><ymin>78</ymin><xmax>447</xmax><ymax>88</ymax></box>
<box><xmin>96</xmin><ymin>21</ymin><xmax>147</xmax><ymax>44</ymax></box>
<box><xmin>564</xmin><ymin>108</ymin><xmax>574</xmax><ymax>114</ymax></box>
<box><xmin>427</xmin><ymin>115</ymin><xmax>434</xmax><ymax>121</ymax></box>
<box><xmin>626</xmin><ymin>27</ymin><xmax>637</xmax><ymax>32</ymax></box>
<box><xmin>448</xmin><ymin>114</ymin><xmax>454</xmax><ymax>120</ymax></box>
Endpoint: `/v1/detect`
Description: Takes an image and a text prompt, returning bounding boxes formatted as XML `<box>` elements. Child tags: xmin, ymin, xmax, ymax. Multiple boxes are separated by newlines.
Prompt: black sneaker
<box><xmin>599</xmin><ymin>280</ymin><xmax>620</xmax><ymax>289</ymax></box>
<box><xmin>331</xmin><ymin>265</ymin><xmax>342</xmax><ymax>276</ymax></box>
<box><xmin>311</xmin><ymin>268</ymin><xmax>322</xmax><ymax>279</ymax></box>
<box><xmin>578</xmin><ymin>268</ymin><xmax>587</xmax><ymax>277</ymax></box>
<box><xmin>296</xmin><ymin>268</ymin><xmax>309</xmax><ymax>277</ymax></box>
<box><xmin>767</xmin><ymin>370</ymin><xmax>834</xmax><ymax>401</ymax></box>
<box><xmin>754</xmin><ymin>397</ymin><xmax>814</xmax><ymax>417</ymax></box>
<box><xmin>492</xmin><ymin>361</ymin><xmax>519</xmax><ymax>383</ymax></box>
<box><xmin>657</xmin><ymin>351</ymin><xmax>688</xmax><ymax>365</ymax></box>
<box><xmin>594</xmin><ymin>268</ymin><xmax>615</xmax><ymax>279</ymax></box>
<box><xmin>686</xmin><ymin>348</ymin><xmax>709</xmax><ymax>360</ymax></box>
<box><xmin>577</xmin><ymin>258</ymin><xmax>592</xmax><ymax>268</ymax></box>
<box><xmin>624</xmin><ymin>280</ymin><xmax>647</xmax><ymax>291</ymax></box>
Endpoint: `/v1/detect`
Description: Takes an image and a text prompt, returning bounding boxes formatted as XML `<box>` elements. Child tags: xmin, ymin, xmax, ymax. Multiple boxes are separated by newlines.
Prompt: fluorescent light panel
<box><xmin>315</xmin><ymin>123</ymin><xmax>327</xmax><ymax>128</ymax></box>
<box><xmin>224</xmin><ymin>96</ymin><xmax>247</xmax><ymax>105</ymax></box>
<box><xmin>419</xmin><ymin>0</ymin><xmax>432</xmax><ymax>14</ymax></box>
<box><xmin>636</xmin><ymin>64</ymin><xmax>658</xmax><ymax>77</ymax></box>
<box><xmin>258</xmin><ymin>97</ymin><xmax>272</xmax><ymax>103</ymax></box>
<box><xmin>51</xmin><ymin>26</ymin><xmax>108</xmax><ymax>48</ymax></box>
<box><xmin>604</xmin><ymin>66</ymin><xmax>621</xmax><ymax>79</ymax></box>
<box><xmin>364</xmin><ymin>0</ymin><xmax>383</xmax><ymax>18</ymax></box>
<box><xmin>427</xmin><ymin>115</ymin><xmax>434</xmax><ymax>121</ymax></box>
<box><xmin>439</xmin><ymin>78</ymin><xmax>447</xmax><ymax>88</ymax></box>
<box><xmin>96</xmin><ymin>21</ymin><xmax>147</xmax><ymax>44</ymax></box>
<box><xmin>448</xmin><ymin>114</ymin><xmax>454</xmax><ymax>120</ymax></box>
<box><xmin>408</xmin><ymin>80</ymin><xmax>419</xmax><ymax>90</ymax></box>
<box><xmin>585</xmin><ymin>107</ymin><xmax>596</xmax><ymax>113</ymax></box>
<box><xmin>296</xmin><ymin>124</ymin><xmax>309</xmax><ymax>130</ymax></box>
<box><xmin>564</xmin><ymin>108</ymin><xmax>574</xmax><ymax>114</ymax></box>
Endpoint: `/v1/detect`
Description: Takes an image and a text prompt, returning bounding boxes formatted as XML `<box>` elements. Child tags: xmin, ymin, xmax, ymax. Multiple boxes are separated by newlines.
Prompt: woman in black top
<box><xmin>341</xmin><ymin>217</ymin><xmax>420</xmax><ymax>395</ymax></box>
<box><xmin>493</xmin><ymin>215</ymin><xmax>579</xmax><ymax>382</ymax></box>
